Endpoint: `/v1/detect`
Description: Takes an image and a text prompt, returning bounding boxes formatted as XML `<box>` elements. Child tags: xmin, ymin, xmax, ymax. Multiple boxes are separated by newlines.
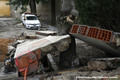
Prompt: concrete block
<box><xmin>55</xmin><ymin>38</ymin><xmax>71</xmax><ymax>52</ymax></box>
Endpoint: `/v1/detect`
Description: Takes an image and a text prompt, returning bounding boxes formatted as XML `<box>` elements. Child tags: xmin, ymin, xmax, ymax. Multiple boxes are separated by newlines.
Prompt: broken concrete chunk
<box><xmin>55</xmin><ymin>38</ymin><xmax>71</xmax><ymax>52</ymax></box>
<box><xmin>47</xmin><ymin>54</ymin><xmax>58</xmax><ymax>71</ymax></box>
<box><xmin>41</xmin><ymin>44</ymin><xmax>54</xmax><ymax>53</ymax></box>
<box><xmin>13</xmin><ymin>40</ymin><xmax>25</xmax><ymax>48</ymax></box>
<box><xmin>16</xmin><ymin>40</ymin><xmax>25</xmax><ymax>43</ymax></box>
<box><xmin>72</xmin><ymin>57</ymin><xmax>79</xmax><ymax>67</ymax></box>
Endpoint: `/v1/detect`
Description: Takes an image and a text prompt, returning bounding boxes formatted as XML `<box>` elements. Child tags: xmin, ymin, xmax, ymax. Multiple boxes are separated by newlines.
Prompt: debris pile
<box><xmin>1</xmin><ymin>23</ymin><xmax>120</xmax><ymax>80</ymax></box>
<box><xmin>14</xmin><ymin>35</ymin><xmax>71</xmax><ymax>76</ymax></box>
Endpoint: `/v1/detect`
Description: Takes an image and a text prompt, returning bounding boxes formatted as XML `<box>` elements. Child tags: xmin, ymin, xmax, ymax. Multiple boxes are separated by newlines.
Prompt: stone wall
<box><xmin>37</xmin><ymin>0</ymin><xmax>61</xmax><ymax>25</ymax></box>
<box><xmin>37</xmin><ymin>0</ymin><xmax>52</xmax><ymax>24</ymax></box>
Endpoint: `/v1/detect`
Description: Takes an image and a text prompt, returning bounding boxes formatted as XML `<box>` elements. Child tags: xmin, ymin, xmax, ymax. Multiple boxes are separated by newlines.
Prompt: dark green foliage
<box><xmin>74</xmin><ymin>0</ymin><xmax>120</xmax><ymax>32</ymax></box>
<box><xmin>9</xmin><ymin>0</ymin><xmax>48</xmax><ymax>13</ymax></box>
<box><xmin>9</xmin><ymin>0</ymin><xmax>29</xmax><ymax>13</ymax></box>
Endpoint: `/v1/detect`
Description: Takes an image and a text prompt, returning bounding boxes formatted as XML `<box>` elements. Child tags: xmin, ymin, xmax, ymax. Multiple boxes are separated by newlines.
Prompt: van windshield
<box><xmin>26</xmin><ymin>16</ymin><xmax>38</xmax><ymax>20</ymax></box>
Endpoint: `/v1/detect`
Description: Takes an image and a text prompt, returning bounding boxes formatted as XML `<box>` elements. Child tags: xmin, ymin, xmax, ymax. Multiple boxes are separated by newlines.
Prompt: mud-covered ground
<box><xmin>0</xmin><ymin>18</ymin><xmax>45</xmax><ymax>39</ymax></box>
<box><xmin>0</xmin><ymin>18</ymin><xmax>120</xmax><ymax>80</ymax></box>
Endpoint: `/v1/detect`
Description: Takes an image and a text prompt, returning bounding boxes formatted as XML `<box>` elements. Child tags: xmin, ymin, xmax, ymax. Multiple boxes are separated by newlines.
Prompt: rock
<box><xmin>41</xmin><ymin>44</ymin><xmax>54</xmax><ymax>53</ymax></box>
<box><xmin>72</xmin><ymin>57</ymin><xmax>79</xmax><ymax>67</ymax></box>
<box><xmin>16</xmin><ymin>40</ymin><xmax>25</xmax><ymax>43</ymax></box>
<box><xmin>13</xmin><ymin>40</ymin><xmax>25</xmax><ymax>48</ymax></box>
<box><xmin>47</xmin><ymin>54</ymin><xmax>58</xmax><ymax>71</ymax></box>
<box><xmin>55</xmin><ymin>38</ymin><xmax>71</xmax><ymax>52</ymax></box>
<box><xmin>8</xmin><ymin>46</ymin><xmax>15</xmax><ymax>55</ymax></box>
<box><xmin>88</xmin><ymin>61</ymin><xmax>107</xmax><ymax>70</ymax></box>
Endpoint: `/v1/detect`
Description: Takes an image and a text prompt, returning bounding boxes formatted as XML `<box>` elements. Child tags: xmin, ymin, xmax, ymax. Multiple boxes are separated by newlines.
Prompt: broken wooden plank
<box><xmin>25</xmin><ymin>35</ymin><xmax>39</xmax><ymax>39</ymax></box>
<box><xmin>36</xmin><ymin>31</ymin><xmax>57</xmax><ymax>36</ymax></box>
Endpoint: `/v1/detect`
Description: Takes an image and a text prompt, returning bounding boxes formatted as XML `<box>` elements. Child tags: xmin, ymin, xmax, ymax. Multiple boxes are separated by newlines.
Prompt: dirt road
<box><xmin>0</xmin><ymin>18</ymin><xmax>45</xmax><ymax>39</ymax></box>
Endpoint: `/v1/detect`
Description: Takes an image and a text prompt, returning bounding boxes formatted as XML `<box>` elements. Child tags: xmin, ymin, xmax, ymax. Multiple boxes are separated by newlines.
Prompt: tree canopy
<box><xmin>9</xmin><ymin>0</ymin><xmax>48</xmax><ymax>13</ymax></box>
<box><xmin>75</xmin><ymin>0</ymin><xmax>120</xmax><ymax>32</ymax></box>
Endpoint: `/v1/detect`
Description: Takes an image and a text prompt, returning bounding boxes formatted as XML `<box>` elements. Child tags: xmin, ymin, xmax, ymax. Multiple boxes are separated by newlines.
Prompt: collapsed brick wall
<box><xmin>0</xmin><ymin>39</ymin><xmax>13</xmax><ymax>62</ymax></box>
<box><xmin>71</xmin><ymin>25</ymin><xmax>113</xmax><ymax>43</ymax></box>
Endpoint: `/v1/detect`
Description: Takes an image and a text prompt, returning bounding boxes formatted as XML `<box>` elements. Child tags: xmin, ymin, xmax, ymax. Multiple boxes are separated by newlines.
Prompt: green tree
<box><xmin>9</xmin><ymin>0</ymin><xmax>48</xmax><ymax>13</ymax></box>
<box><xmin>75</xmin><ymin>0</ymin><xmax>120</xmax><ymax>32</ymax></box>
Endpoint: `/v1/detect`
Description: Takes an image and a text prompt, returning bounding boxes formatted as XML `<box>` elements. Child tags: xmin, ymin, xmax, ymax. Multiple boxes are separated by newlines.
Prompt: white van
<box><xmin>21</xmin><ymin>13</ymin><xmax>41</xmax><ymax>29</ymax></box>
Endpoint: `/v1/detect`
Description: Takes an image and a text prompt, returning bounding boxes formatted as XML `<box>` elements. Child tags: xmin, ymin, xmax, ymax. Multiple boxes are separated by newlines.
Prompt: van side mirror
<box><xmin>24</xmin><ymin>19</ymin><xmax>26</xmax><ymax>21</ymax></box>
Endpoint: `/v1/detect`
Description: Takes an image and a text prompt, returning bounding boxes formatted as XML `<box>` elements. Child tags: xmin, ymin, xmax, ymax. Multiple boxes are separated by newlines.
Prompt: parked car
<box><xmin>21</xmin><ymin>13</ymin><xmax>41</xmax><ymax>29</ymax></box>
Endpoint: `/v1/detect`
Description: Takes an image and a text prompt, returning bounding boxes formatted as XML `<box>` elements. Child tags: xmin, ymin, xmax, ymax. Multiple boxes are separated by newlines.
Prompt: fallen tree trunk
<box><xmin>56</xmin><ymin>0</ymin><xmax>79</xmax><ymax>69</ymax></box>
